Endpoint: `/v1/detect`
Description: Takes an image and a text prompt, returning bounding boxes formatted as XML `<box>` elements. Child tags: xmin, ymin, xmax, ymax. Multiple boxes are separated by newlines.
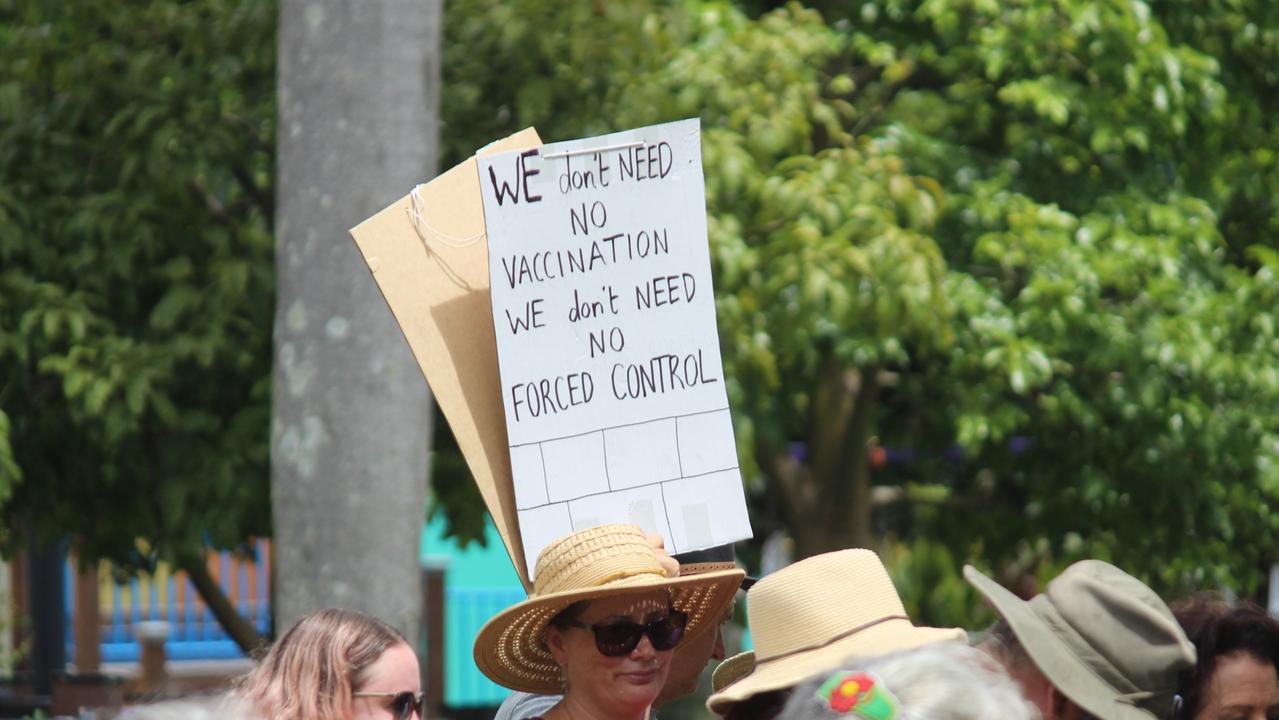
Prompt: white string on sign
<box><xmin>406</xmin><ymin>183</ymin><xmax>486</xmax><ymax>250</ymax></box>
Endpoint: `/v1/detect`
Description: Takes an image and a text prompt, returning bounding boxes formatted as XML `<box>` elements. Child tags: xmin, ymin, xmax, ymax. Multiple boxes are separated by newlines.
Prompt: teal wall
<box><xmin>421</xmin><ymin>514</ymin><xmax>524</xmax><ymax>587</ymax></box>
<box><xmin>421</xmin><ymin>514</ymin><xmax>527</xmax><ymax>707</ymax></box>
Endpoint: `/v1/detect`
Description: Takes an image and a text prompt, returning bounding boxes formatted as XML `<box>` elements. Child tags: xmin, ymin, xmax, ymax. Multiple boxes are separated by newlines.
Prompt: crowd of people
<box><xmin>124</xmin><ymin>523</ymin><xmax>1279</xmax><ymax>720</ymax></box>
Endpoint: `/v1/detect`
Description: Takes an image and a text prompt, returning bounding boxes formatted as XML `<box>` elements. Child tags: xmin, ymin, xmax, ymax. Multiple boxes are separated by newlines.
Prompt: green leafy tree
<box><xmin>439</xmin><ymin>0</ymin><xmax>1279</xmax><ymax>603</ymax></box>
<box><xmin>0</xmin><ymin>411</ymin><xmax>17</xmax><ymax>522</ymax></box>
<box><xmin>617</xmin><ymin>0</ymin><xmax>1279</xmax><ymax>598</ymax></box>
<box><xmin>439</xmin><ymin>0</ymin><xmax>693</xmax><ymax>170</ymax></box>
<box><xmin>0</xmin><ymin>0</ymin><xmax>276</xmax><ymax>650</ymax></box>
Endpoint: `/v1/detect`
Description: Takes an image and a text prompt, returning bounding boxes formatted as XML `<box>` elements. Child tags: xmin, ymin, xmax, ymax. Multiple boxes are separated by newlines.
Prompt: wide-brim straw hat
<box><xmin>706</xmin><ymin>549</ymin><xmax>965</xmax><ymax>715</ymax></box>
<box><xmin>964</xmin><ymin>561</ymin><xmax>1195</xmax><ymax>720</ymax></box>
<box><xmin>474</xmin><ymin>524</ymin><xmax>745</xmax><ymax>693</ymax></box>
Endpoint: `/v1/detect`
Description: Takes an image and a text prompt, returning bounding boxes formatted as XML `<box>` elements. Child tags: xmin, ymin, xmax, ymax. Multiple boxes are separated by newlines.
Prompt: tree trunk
<box><xmin>272</xmin><ymin>0</ymin><xmax>440</xmax><ymax>641</ymax></box>
<box><xmin>177</xmin><ymin>551</ymin><xmax>266</xmax><ymax>655</ymax></box>
<box><xmin>758</xmin><ymin>365</ymin><xmax>881</xmax><ymax>559</ymax></box>
<box><xmin>835</xmin><ymin>366</ymin><xmax>880</xmax><ymax>550</ymax></box>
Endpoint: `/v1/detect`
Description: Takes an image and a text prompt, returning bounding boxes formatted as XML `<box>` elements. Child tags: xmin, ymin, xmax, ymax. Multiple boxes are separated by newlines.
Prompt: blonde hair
<box><xmin>236</xmin><ymin>608</ymin><xmax>407</xmax><ymax>720</ymax></box>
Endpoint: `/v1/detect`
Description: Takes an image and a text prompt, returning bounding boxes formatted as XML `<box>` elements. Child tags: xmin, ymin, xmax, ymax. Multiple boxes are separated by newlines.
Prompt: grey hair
<box><xmin>777</xmin><ymin>642</ymin><xmax>1038</xmax><ymax>720</ymax></box>
<box><xmin>979</xmin><ymin>617</ymin><xmax>1033</xmax><ymax>667</ymax></box>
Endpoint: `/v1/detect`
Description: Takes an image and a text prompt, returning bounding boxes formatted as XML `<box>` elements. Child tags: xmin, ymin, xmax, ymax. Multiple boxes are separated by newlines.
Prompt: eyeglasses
<box><xmin>352</xmin><ymin>690</ymin><xmax>424</xmax><ymax>720</ymax></box>
<box><xmin>566</xmin><ymin>611</ymin><xmax>689</xmax><ymax>657</ymax></box>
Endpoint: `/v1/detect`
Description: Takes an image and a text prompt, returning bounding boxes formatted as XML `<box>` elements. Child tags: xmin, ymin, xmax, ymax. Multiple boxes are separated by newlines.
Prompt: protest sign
<box><xmin>478</xmin><ymin>118</ymin><xmax>753</xmax><ymax>573</ymax></box>
<box><xmin>350</xmin><ymin>128</ymin><xmax>542</xmax><ymax>589</ymax></box>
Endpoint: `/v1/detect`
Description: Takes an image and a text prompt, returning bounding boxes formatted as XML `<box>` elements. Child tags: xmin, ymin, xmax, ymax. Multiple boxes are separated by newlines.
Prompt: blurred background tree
<box><xmin>0</xmin><ymin>0</ymin><xmax>275</xmax><ymax>650</ymax></box>
<box><xmin>438</xmin><ymin>0</ymin><xmax>1279</xmax><ymax>615</ymax></box>
<box><xmin>2</xmin><ymin>0</ymin><xmax>1276</xmax><ymax>649</ymax></box>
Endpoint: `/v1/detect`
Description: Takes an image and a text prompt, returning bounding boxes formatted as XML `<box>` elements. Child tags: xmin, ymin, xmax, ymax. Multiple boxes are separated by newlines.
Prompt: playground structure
<box><xmin>4</xmin><ymin>518</ymin><xmax>526</xmax><ymax>714</ymax></box>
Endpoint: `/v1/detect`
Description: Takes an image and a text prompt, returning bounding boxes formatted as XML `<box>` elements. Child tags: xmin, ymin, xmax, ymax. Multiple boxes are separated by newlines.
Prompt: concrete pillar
<box><xmin>272</xmin><ymin>0</ymin><xmax>442</xmax><ymax>640</ymax></box>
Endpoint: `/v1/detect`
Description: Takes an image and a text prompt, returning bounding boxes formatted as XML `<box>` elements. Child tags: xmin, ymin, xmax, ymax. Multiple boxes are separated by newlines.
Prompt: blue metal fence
<box><xmin>64</xmin><ymin>541</ymin><xmax>272</xmax><ymax>663</ymax></box>
<box><xmin>61</xmin><ymin>540</ymin><xmax>524</xmax><ymax>708</ymax></box>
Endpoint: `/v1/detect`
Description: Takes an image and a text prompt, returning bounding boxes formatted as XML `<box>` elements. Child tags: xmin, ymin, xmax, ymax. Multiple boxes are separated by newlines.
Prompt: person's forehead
<box><xmin>1208</xmin><ymin>652</ymin><xmax>1279</xmax><ymax>703</ymax></box>
<box><xmin>359</xmin><ymin>642</ymin><xmax>421</xmax><ymax>692</ymax></box>
<box><xmin>581</xmin><ymin>591</ymin><xmax>668</xmax><ymax>620</ymax></box>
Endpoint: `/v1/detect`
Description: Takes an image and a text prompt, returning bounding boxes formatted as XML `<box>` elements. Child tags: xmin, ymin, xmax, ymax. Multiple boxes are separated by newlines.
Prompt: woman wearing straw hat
<box><xmin>492</xmin><ymin>542</ymin><xmax>754</xmax><ymax>720</ymax></box>
<box><xmin>474</xmin><ymin>524</ymin><xmax>745</xmax><ymax>720</ymax></box>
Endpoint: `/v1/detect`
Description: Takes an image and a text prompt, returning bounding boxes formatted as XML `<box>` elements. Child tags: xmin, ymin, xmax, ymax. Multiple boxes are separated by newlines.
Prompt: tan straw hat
<box><xmin>473</xmin><ymin>524</ymin><xmax>745</xmax><ymax>693</ymax></box>
<box><xmin>964</xmin><ymin>560</ymin><xmax>1195</xmax><ymax>720</ymax></box>
<box><xmin>711</xmin><ymin>651</ymin><xmax>756</xmax><ymax>693</ymax></box>
<box><xmin>706</xmin><ymin>549</ymin><xmax>965</xmax><ymax>715</ymax></box>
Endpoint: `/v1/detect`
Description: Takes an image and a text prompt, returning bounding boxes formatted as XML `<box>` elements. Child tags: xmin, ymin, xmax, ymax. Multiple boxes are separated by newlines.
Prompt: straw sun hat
<box><xmin>473</xmin><ymin>524</ymin><xmax>745</xmax><ymax>693</ymax></box>
<box><xmin>706</xmin><ymin>549</ymin><xmax>966</xmax><ymax>715</ymax></box>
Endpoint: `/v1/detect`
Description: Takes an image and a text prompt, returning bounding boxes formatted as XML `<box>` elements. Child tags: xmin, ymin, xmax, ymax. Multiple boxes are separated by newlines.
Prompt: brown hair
<box><xmin>236</xmin><ymin>608</ymin><xmax>407</xmax><ymax>720</ymax></box>
<box><xmin>546</xmin><ymin>600</ymin><xmax>590</xmax><ymax>635</ymax></box>
<box><xmin>1172</xmin><ymin>596</ymin><xmax>1279</xmax><ymax>719</ymax></box>
<box><xmin>724</xmin><ymin>689</ymin><xmax>789</xmax><ymax>720</ymax></box>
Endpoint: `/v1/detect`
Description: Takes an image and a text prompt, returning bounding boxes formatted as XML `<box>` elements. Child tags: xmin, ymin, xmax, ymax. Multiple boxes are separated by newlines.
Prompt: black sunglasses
<box><xmin>566</xmin><ymin>610</ymin><xmax>689</xmax><ymax>657</ymax></box>
<box><xmin>352</xmin><ymin>690</ymin><xmax>424</xmax><ymax>720</ymax></box>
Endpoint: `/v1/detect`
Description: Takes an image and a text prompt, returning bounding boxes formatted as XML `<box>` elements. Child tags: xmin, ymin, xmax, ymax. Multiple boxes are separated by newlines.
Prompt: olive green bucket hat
<box><xmin>965</xmin><ymin>560</ymin><xmax>1196</xmax><ymax>720</ymax></box>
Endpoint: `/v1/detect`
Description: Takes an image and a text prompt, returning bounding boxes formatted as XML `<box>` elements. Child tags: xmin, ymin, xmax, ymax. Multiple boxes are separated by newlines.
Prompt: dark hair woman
<box><xmin>1173</xmin><ymin>597</ymin><xmax>1279</xmax><ymax>720</ymax></box>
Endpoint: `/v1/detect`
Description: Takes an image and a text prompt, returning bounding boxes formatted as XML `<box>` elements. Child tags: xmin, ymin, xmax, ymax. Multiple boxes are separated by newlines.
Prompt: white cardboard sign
<box><xmin>478</xmin><ymin>118</ymin><xmax>752</xmax><ymax>574</ymax></box>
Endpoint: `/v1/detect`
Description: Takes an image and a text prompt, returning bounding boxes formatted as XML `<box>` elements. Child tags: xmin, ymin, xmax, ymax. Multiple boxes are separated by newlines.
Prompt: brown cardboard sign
<box><xmin>350</xmin><ymin>129</ymin><xmax>542</xmax><ymax>589</ymax></box>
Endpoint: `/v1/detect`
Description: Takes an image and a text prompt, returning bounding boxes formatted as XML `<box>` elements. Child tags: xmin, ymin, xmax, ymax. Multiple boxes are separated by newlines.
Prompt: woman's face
<box><xmin>352</xmin><ymin>642</ymin><xmax>422</xmax><ymax>720</ymax></box>
<box><xmin>547</xmin><ymin>590</ymin><xmax>675</xmax><ymax>714</ymax></box>
<box><xmin>1195</xmin><ymin>652</ymin><xmax>1279</xmax><ymax>720</ymax></box>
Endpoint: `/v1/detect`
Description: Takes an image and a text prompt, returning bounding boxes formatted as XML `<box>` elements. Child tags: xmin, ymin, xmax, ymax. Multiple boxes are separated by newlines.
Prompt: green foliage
<box><xmin>0</xmin><ymin>0</ymin><xmax>276</xmax><ymax>571</ymax></box>
<box><xmin>440</xmin><ymin>0</ymin><xmax>695</xmax><ymax>169</ymax></box>
<box><xmin>881</xmin><ymin>536</ymin><xmax>994</xmax><ymax>629</ymax></box>
<box><xmin>0</xmin><ymin>0</ymin><xmax>1269</xmax><ymax>632</ymax></box>
<box><xmin>439</xmin><ymin>0</ymin><xmax>1279</xmax><ymax>599</ymax></box>
<box><xmin>0</xmin><ymin>409</ymin><xmax>17</xmax><ymax>514</ymax></box>
<box><xmin>828</xmin><ymin>0</ymin><xmax>1279</xmax><ymax>595</ymax></box>
<box><xmin>427</xmin><ymin>405</ymin><xmax>491</xmax><ymax>546</ymax></box>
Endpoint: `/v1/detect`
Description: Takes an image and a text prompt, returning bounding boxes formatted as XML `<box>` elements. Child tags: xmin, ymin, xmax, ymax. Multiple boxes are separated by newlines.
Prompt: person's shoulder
<box><xmin>494</xmin><ymin>691</ymin><xmax>561</xmax><ymax>720</ymax></box>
